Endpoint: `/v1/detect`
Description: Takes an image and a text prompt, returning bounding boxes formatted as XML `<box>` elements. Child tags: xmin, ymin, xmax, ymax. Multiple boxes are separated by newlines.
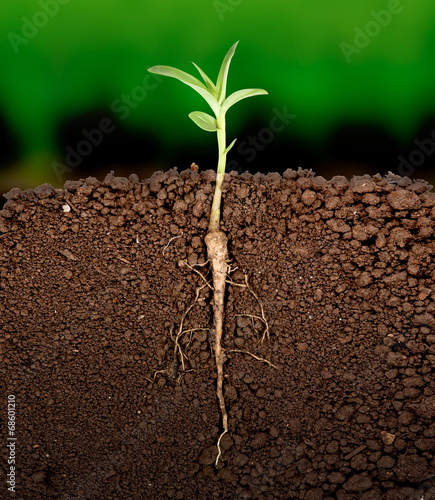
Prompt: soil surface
<box><xmin>1</xmin><ymin>168</ymin><xmax>435</xmax><ymax>500</ymax></box>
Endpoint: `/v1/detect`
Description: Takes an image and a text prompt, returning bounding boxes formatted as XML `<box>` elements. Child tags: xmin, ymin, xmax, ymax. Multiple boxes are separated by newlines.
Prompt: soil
<box><xmin>1</xmin><ymin>167</ymin><xmax>435</xmax><ymax>500</ymax></box>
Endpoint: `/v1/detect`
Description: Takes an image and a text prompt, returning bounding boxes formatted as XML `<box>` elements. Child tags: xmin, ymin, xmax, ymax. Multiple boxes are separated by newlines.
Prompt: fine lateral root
<box><xmin>227</xmin><ymin>274</ymin><xmax>270</xmax><ymax>342</ymax></box>
<box><xmin>226</xmin><ymin>349</ymin><xmax>278</xmax><ymax>369</ymax></box>
<box><xmin>153</xmin><ymin>280</ymin><xmax>209</xmax><ymax>383</ymax></box>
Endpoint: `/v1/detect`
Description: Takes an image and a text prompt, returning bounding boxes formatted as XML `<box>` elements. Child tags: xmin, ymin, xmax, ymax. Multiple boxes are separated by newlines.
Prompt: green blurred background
<box><xmin>1</xmin><ymin>0</ymin><xmax>435</xmax><ymax>202</ymax></box>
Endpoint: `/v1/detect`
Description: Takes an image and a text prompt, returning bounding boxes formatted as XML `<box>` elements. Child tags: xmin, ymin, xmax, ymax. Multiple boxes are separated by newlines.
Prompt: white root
<box><xmin>204</xmin><ymin>229</ymin><xmax>229</xmax><ymax>466</ymax></box>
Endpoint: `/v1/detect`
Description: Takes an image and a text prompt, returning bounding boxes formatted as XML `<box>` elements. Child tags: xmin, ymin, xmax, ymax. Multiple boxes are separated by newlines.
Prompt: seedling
<box><xmin>148</xmin><ymin>41</ymin><xmax>268</xmax><ymax>232</ymax></box>
<box><xmin>148</xmin><ymin>42</ymin><xmax>268</xmax><ymax>465</ymax></box>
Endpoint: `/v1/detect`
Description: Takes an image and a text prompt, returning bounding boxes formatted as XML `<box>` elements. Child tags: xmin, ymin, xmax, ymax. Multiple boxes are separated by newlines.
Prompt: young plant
<box><xmin>148</xmin><ymin>42</ymin><xmax>268</xmax><ymax>465</ymax></box>
<box><xmin>148</xmin><ymin>41</ymin><xmax>268</xmax><ymax>232</ymax></box>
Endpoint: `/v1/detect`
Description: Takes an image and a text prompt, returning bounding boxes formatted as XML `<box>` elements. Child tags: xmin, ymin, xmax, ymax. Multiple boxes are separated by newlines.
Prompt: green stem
<box><xmin>208</xmin><ymin>115</ymin><xmax>227</xmax><ymax>233</ymax></box>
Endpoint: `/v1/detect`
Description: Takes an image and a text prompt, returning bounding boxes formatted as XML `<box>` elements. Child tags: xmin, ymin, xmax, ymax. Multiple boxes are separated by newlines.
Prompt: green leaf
<box><xmin>216</xmin><ymin>41</ymin><xmax>239</xmax><ymax>105</ymax></box>
<box><xmin>148</xmin><ymin>65</ymin><xmax>220</xmax><ymax>116</ymax></box>
<box><xmin>225</xmin><ymin>138</ymin><xmax>237</xmax><ymax>154</ymax></box>
<box><xmin>221</xmin><ymin>88</ymin><xmax>268</xmax><ymax>114</ymax></box>
<box><xmin>192</xmin><ymin>62</ymin><xmax>218</xmax><ymax>99</ymax></box>
<box><xmin>188</xmin><ymin>111</ymin><xmax>218</xmax><ymax>132</ymax></box>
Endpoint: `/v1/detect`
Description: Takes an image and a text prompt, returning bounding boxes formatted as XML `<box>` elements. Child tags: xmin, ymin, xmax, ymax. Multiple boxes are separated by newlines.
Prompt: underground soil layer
<box><xmin>0</xmin><ymin>168</ymin><xmax>435</xmax><ymax>500</ymax></box>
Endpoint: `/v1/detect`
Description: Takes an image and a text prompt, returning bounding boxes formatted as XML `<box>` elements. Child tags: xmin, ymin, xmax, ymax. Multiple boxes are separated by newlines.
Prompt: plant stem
<box><xmin>208</xmin><ymin>115</ymin><xmax>227</xmax><ymax>233</ymax></box>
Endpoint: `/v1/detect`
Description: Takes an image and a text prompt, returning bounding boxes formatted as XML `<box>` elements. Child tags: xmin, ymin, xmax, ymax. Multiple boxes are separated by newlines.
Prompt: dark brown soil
<box><xmin>1</xmin><ymin>168</ymin><xmax>435</xmax><ymax>500</ymax></box>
